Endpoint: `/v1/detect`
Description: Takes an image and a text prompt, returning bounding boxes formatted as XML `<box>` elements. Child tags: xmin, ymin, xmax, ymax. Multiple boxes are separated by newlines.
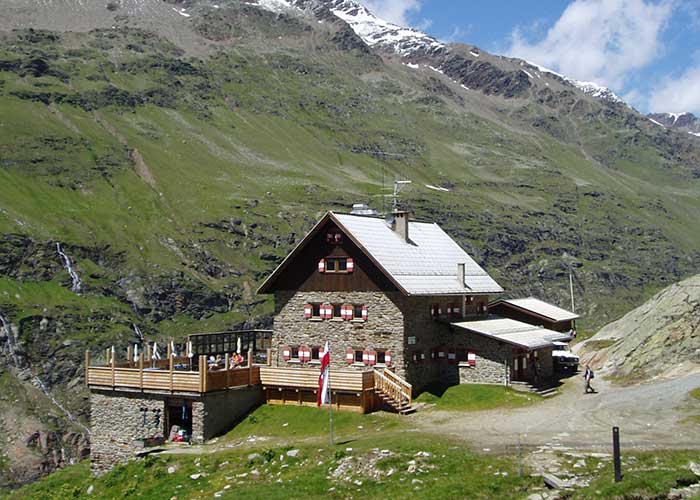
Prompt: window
<box><xmin>412</xmin><ymin>351</ymin><xmax>423</xmax><ymax>364</ymax></box>
<box><xmin>291</xmin><ymin>346</ymin><xmax>300</xmax><ymax>360</ymax></box>
<box><xmin>326</xmin><ymin>258</ymin><xmax>348</xmax><ymax>273</ymax></box>
<box><xmin>430</xmin><ymin>304</ymin><xmax>440</xmax><ymax>318</ymax></box>
<box><xmin>448</xmin><ymin>303</ymin><xmax>462</xmax><ymax>318</ymax></box>
<box><xmin>312</xmin><ymin>303</ymin><xmax>321</xmax><ymax>318</ymax></box>
<box><xmin>354</xmin><ymin>350</ymin><xmax>364</xmax><ymax>363</ymax></box>
<box><xmin>353</xmin><ymin>304</ymin><xmax>363</xmax><ymax>319</ymax></box>
<box><xmin>333</xmin><ymin>304</ymin><xmax>342</xmax><ymax>318</ymax></box>
<box><xmin>376</xmin><ymin>350</ymin><xmax>386</xmax><ymax>364</ymax></box>
<box><xmin>456</xmin><ymin>349</ymin><xmax>468</xmax><ymax>363</ymax></box>
<box><xmin>326</xmin><ymin>231</ymin><xmax>343</xmax><ymax>244</ymax></box>
<box><xmin>311</xmin><ymin>346</ymin><xmax>320</xmax><ymax>361</ymax></box>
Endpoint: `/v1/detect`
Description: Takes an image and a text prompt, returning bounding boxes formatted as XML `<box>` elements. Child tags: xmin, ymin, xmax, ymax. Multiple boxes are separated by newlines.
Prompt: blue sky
<box><xmin>364</xmin><ymin>0</ymin><xmax>700</xmax><ymax>114</ymax></box>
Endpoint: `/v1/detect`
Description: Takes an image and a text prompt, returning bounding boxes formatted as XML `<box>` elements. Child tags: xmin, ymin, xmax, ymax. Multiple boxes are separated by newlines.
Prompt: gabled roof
<box><xmin>491</xmin><ymin>297</ymin><xmax>579</xmax><ymax>322</ymax></box>
<box><xmin>451</xmin><ymin>318</ymin><xmax>555</xmax><ymax>350</ymax></box>
<box><xmin>258</xmin><ymin>211</ymin><xmax>503</xmax><ymax>296</ymax></box>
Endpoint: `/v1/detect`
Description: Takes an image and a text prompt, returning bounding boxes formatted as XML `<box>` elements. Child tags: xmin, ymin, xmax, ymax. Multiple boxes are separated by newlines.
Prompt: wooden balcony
<box><xmin>259</xmin><ymin>366</ymin><xmax>374</xmax><ymax>392</ymax></box>
<box><xmin>86</xmin><ymin>350</ymin><xmax>261</xmax><ymax>395</ymax></box>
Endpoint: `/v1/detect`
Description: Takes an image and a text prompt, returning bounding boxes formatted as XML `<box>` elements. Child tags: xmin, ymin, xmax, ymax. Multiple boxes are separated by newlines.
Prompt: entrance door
<box><xmin>513</xmin><ymin>356</ymin><xmax>526</xmax><ymax>381</ymax></box>
<box><xmin>166</xmin><ymin>400</ymin><xmax>192</xmax><ymax>441</ymax></box>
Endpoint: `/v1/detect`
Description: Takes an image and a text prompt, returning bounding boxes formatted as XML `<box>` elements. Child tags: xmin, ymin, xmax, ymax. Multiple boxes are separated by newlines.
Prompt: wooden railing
<box><xmin>85</xmin><ymin>350</ymin><xmax>260</xmax><ymax>394</ymax></box>
<box><xmin>374</xmin><ymin>369</ymin><xmax>412</xmax><ymax>407</ymax></box>
<box><xmin>259</xmin><ymin>367</ymin><xmax>374</xmax><ymax>393</ymax></box>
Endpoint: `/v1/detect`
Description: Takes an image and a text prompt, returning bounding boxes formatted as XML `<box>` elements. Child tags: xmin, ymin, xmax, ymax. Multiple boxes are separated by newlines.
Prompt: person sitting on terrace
<box><xmin>232</xmin><ymin>352</ymin><xmax>245</xmax><ymax>367</ymax></box>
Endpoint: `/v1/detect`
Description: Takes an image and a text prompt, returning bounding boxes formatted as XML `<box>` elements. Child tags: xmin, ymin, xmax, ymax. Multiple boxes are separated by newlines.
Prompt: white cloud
<box><xmin>649</xmin><ymin>66</ymin><xmax>700</xmax><ymax>114</ymax></box>
<box><xmin>507</xmin><ymin>0</ymin><xmax>674</xmax><ymax>90</ymax></box>
<box><xmin>363</xmin><ymin>0</ymin><xmax>423</xmax><ymax>27</ymax></box>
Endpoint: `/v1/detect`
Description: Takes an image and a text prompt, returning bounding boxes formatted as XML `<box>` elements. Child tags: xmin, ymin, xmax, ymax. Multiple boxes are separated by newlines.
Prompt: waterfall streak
<box><xmin>56</xmin><ymin>242</ymin><xmax>82</xmax><ymax>293</ymax></box>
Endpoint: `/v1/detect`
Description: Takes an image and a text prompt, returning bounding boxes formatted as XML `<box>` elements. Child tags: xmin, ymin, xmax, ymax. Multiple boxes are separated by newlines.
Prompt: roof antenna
<box><xmin>392</xmin><ymin>180</ymin><xmax>412</xmax><ymax>212</ymax></box>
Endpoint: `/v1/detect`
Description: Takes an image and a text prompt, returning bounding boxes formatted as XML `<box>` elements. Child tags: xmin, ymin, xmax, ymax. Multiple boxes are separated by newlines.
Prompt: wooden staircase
<box><xmin>373</xmin><ymin>369</ymin><xmax>415</xmax><ymax>414</ymax></box>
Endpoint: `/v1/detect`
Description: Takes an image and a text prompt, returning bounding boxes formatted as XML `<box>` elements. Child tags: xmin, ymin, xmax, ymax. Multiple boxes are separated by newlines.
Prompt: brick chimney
<box><xmin>392</xmin><ymin>211</ymin><xmax>410</xmax><ymax>242</ymax></box>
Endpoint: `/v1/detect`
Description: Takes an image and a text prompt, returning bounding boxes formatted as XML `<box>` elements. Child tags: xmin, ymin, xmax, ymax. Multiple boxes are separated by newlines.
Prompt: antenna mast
<box><xmin>392</xmin><ymin>180</ymin><xmax>412</xmax><ymax>211</ymax></box>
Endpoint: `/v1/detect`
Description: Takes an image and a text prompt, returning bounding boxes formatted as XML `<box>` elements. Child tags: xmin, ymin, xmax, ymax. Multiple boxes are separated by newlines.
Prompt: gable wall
<box><xmin>267</xmin><ymin>220</ymin><xmax>397</xmax><ymax>293</ymax></box>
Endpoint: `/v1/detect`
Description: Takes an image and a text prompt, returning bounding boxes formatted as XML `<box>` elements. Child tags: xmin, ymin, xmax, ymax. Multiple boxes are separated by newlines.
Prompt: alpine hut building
<box><xmin>257</xmin><ymin>210</ymin><xmax>561</xmax><ymax>412</ymax></box>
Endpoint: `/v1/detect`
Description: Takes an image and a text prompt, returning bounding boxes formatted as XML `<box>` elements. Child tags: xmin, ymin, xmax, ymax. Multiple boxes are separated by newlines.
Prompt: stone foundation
<box><xmin>90</xmin><ymin>388</ymin><xmax>264</xmax><ymax>475</ymax></box>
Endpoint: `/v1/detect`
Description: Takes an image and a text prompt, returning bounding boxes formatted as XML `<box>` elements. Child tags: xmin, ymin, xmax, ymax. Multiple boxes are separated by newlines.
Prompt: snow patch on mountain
<box><xmin>525</xmin><ymin>61</ymin><xmax>624</xmax><ymax>105</ymax></box>
<box><xmin>324</xmin><ymin>0</ymin><xmax>444</xmax><ymax>56</ymax></box>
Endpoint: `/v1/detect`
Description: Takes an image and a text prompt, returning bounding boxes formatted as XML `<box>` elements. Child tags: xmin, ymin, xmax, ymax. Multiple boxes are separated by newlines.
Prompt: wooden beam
<box><xmin>169</xmin><ymin>354</ymin><xmax>174</xmax><ymax>392</ymax></box>
<box><xmin>139</xmin><ymin>352</ymin><xmax>144</xmax><ymax>390</ymax></box>
<box><xmin>225</xmin><ymin>353</ymin><xmax>230</xmax><ymax>389</ymax></box>
<box><xmin>110</xmin><ymin>346</ymin><xmax>116</xmax><ymax>388</ymax></box>
<box><xmin>248</xmin><ymin>350</ymin><xmax>253</xmax><ymax>386</ymax></box>
<box><xmin>266</xmin><ymin>348</ymin><xmax>272</xmax><ymax>366</ymax></box>
<box><xmin>127</xmin><ymin>345</ymin><xmax>133</xmax><ymax>368</ymax></box>
<box><xmin>85</xmin><ymin>350</ymin><xmax>90</xmax><ymax>386</ymax></box>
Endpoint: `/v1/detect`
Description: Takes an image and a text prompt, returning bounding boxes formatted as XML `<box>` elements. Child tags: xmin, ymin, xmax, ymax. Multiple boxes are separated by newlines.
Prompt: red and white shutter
<box><xmin>341</xmin><ymin>304</ymin><xmax>351</xmax><ymax>321</ymax></box>
<box><xmin>368</xmin><ymin>349</ymin><xmax>377</xmax><ymax>366</ymax></box>
<box><xmin>452</xmin><ymin>305</ymin><xmax>461</xmax><ymax>317</ymax></box>
<box><xmin>304</xmin><ymin>304</ymin><xmax>313</xmax><ymax>319</ymax></box>
<box><xmin>385</xmin><ymin>351</ymin><xmax>392</xmax><ymax>367</ymax></box>
<box><xmin>346</xmin><ymin>347</ymin><xmax>354</xmax><ymax>364</ymax></box>
<box><xmin>446</xmin><ymin>305</ymin><xmax>453</xmax><ymax>316</ymax></box>
<box><xmin>319</xmin><ymin>304</ymin><xmax>330</xmax><ymax>319</ymax></box>
<box><xmin>282</xmin><ymin>345</ymin><xmax>291</xmax><ymax>361</ymax></box>
<box><xmin>438</xmin><ymin>348</ymin><xmax>446</xmax><ymax>361</ymax></box>
<box><xmin>447</xmin><ymin>349</ymin><xmax>457</xmax><ymax>365</ymax></box>
<box><xmin>362</xmin><ymin>350</ymin><xmax>370</xmax><ymax>366</ymax></box>
<box><xmin>361</xmin><ymin>305</ymin><xmax>368</xmax><ymax>321</ymax></box>
<box><xmin>318</xmin><ymin>259</ymin><xmax>326</xmax><ymax>273</ymax></box>
<box><xmin>347</xmin><ymin>258</ymin><xmax>354</xmax><ymax>273</ymax></box>
<box><xmin>468</xmin><ymin>351</ymin><xmax>477</xmax><ymax>367</ymax></box>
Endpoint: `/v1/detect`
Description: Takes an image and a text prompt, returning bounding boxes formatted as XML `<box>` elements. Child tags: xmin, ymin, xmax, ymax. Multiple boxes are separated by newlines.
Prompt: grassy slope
<box><xmin>5</xmin><ymin>406</ymin><xmax>699</xmax><ymax>500</ymax></box>
<box><xmin>415</xmin><ymin>384</ymin><xmax>544</xmax><ymax>411</ymax></box>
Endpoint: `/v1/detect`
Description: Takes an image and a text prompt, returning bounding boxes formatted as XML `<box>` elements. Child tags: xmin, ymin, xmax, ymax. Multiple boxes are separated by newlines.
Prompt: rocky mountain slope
<box><xmin>575</xmin><ymin>274</ymin><xmax>700</xmax><ymax>381</ymax></box>
<box><xmin>648</xmin><ymin>112</ymin><xmax>700</xmax><ymax>137</ymax></box>
<box><xmin>1</xmin><ymin>0</ymin><xmax>700</xmax><ymax>488</ymax></box>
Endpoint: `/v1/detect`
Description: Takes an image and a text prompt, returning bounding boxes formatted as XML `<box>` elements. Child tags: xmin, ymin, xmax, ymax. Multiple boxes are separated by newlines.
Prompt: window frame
<box><xmin>332</xmin><ymin>303</ymin><xmax>342</xmax><ymax>319</ymax></box>
<box><xmin>353</xmin><ymin>304</ymin><xmax>364</xmax><ymax>320</ymax></box>
<box><xmin>310</xmin><ymin>346</ymin><xmax>321</xmax><ymax>362</ymax></box>
<box><xmin>354</xmin><ymin>349</ymin><xmax>364</xmax><ymax>364</ymax></box>
<box><xmin>325</xmin><ymin>257</ymin><xmax>349</xmax><ymax>274</ymax></box>
<box><xmin>290</xmin><ymin>346</ymin><xmax>300</xmax><ymax>360</ymax></box>
<box><xmin>311</xmin><ymin>303</ymin><xmax>321</xmax><ymax>318</ymax></box>
<box><xmin>376</xmin><ymin>350</ymin><xmax>387</xmax><ymax>365</ymax></box>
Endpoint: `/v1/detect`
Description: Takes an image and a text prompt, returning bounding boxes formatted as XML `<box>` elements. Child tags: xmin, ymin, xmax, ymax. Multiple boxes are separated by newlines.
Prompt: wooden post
<box><xmin>111</xmin><ymin>346</ymin><xmax>116</xmax><ymax>387</ymax></box>
<box><xmin>139</xmin><ymin>353</ymin><xmax>144</xmax><ymax>390</ymax></box>
<box><xmin>167</xmin><ymin>341</ymin><xmax>172</xmax><ymax>359</ymax></box>
<box><xmin>127</xmin><ymin>345</ymin><xmax>133</xmax><ymax>368</ymax></box>
<box><xmin>248</xmin><ymin>350</ymin><xmax>253</xmax><ymax>386</ymax></box>
<box><xmin>147</xmin><ymin>344</ymin><xmax>152</xmax><ymax>366</ymax></box>
<box><xmin>105</xmin><ymin>347</ymin><xmax>110</xmax><ymax>365</ymax></box>
<box><xmin>225</xmin><ymin>353</ymin><xmax>230</xmax><ymax>389</ymax></box>
<box><xmin>199</xmin><ymin>355</ymin><xmax>207</xmax><ymax>393</ymax></box>
<box><xmin>85</xmin><ymin>350</ymin><xmax>91</xmax><ymax>386</ymax></box>
<box><xmin>169</xmin><ymin>354</ymin><xmax>174</xmax><ymax>392</ymax></box>
<box><xmin>266</xmin><ymin>348</ymin><xmax>272</xmax><ymax>366</ymax></box>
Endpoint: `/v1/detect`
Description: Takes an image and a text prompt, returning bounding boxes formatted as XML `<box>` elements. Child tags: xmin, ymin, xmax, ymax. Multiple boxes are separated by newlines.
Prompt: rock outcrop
<box><xmin>575</xmin><ymin>275</ymin><xmax>700</xmax><ymax>380</ymax></box>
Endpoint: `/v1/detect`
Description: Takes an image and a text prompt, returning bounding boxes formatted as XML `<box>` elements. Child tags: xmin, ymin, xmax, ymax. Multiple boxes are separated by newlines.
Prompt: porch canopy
<box><xmin>451</xmin><ymin>318</ymin><xmax>558</xmax><ymax>350</ymax></box>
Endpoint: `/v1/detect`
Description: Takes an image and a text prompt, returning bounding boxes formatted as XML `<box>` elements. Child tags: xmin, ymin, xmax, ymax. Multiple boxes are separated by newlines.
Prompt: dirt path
<box><xmin>412</xmin><ymin>373</ymin><xmax>700</xmax><ymax>452</ymax></box>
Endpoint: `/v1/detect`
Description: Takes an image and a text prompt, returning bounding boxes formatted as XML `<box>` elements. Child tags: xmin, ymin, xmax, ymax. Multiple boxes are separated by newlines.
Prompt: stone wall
<box><xmin>201</xmin><ymin>388</ymin><xmax>264</xmax><ymax>441</ymax></box>
<box><xmin>273</xmin><ymin>291</ymin><xmax>405</xmax><ymax>375</ymax></box>
<box><xmin>90</xmin><ymin>391</ymin><xmax>169</xmax><ymax>475</ymax></box>
<box><xmin>451</xmin><ymin>331</ymin><xmax>512</xmax><ymax>385</ymax></box>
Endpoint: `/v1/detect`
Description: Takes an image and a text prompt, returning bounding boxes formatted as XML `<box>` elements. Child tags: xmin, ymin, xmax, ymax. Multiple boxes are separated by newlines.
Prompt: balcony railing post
<box><xmin>248</xmin><ymin>350</ymin><xmax>253</xmax><ymax>386</ymax></box>
<box><xmin>111</xmin><ymin>346</ymin><xmax>116</xmax><ymax>388</ymax></box>
<box><xmin>85</xmin><ymin>350</ymin><xmax>90</xmax><ymax>386</ymax></box>
<box><xmin>139</xmin><ymin>352</ymin><xmax>144</xmax><ymax>390</ymax></box>
<box><xmin>225</xmin><ymin>353</ymin><xmax>230</xmax><ymax>389</ymax></box>
<box><xmin>266</xmin><ymin>348</ymin><xmax>272</xmax><ymax>366</ymax></box>
<box><xmin>127</xmin><ymin>345</ymin><xmax>133</xmax><ymax>368</ymax></box>
<box><xmin>169</xmin><ymin>354</ymin><xmax>174</xmax><ymax>392</ymax></box>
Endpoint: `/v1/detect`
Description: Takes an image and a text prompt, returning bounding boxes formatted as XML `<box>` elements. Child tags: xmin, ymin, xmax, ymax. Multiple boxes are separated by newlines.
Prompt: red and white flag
<box><xmin>318</xmin><ymin>341</ymin><xmax>330</xmax><ymax>406</ymax></box>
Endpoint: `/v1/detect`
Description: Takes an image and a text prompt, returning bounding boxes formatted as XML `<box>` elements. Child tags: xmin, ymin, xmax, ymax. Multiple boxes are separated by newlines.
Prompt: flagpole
<box><xmin>328</xmin><ymin>340</ymin><xmax>334</xmax><ymax>447</ymax></box>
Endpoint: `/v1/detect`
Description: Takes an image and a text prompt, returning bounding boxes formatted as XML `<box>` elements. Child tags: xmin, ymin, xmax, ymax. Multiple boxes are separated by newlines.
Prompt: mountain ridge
<box><xmin>1</xmin><ymin>0</ymin><xmax>700</xmax><ymax>487</ymax></box>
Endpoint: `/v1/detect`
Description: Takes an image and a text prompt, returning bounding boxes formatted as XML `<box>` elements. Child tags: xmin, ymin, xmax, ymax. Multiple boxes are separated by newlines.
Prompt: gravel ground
<box><xmin>413</xmin><ymin>373</ymin><xmax>700</xmax><ymax>452</ymax></box>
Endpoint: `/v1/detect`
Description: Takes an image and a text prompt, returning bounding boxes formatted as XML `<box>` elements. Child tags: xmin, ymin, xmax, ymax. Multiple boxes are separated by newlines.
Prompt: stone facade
<box><xmin>90</xmin><ymin>391</ymin><xmax>174</xmax><ymax>475</ymax></box>
<box><xmin>273</xmin><ymin>290</ymin><xmax>405</xmax><ymax>375</ymax></box>
<box><xmin>201</xmin><ymin>388</ymin><xmax>263</xmax><ymax>440</ymax></box>
<box><xmin>90</xmin><ymin>388</ymin><xmax>264</xmax><ymax>474</ymax></box>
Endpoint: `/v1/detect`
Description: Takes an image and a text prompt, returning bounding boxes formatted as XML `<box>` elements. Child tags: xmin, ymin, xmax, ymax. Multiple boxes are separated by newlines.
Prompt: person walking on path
<box><xmin>584</xmin><ymin>365</ymin><xmax>596</xmax><ymax>394</ymax></box>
